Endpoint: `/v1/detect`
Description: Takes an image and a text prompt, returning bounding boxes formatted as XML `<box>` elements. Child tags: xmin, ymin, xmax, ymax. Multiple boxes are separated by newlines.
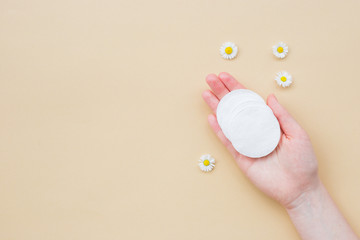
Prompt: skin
<box><xmin>202</xmin><ymin>72</ymin><xmax>359</xmax><ymax>240</ymax></box>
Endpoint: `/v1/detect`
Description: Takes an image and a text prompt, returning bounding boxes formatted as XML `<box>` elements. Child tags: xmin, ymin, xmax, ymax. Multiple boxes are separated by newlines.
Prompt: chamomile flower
<box><xmin>275</xmin><ymin>71</ymin><xmax>292</xmax><ymax>88</ymax></box>
<box><xmin>198</xmin><ymin>154</ymin><xmax>215</xmax><ymax>172</ymax></box>
<box><xmin>272</xmin><ymin>42</ymin><xmax>288</xmax><ymax>59</ymax></box>
<box><xmin>220</xmin><ymin>42</ymin><xmax>238</xmax><ymax>60</ymax></box>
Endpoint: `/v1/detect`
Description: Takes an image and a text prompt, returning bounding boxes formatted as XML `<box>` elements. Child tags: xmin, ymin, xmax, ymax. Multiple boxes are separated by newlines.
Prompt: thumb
<box><xmin>267</xmin><ymin>94</ymin><xmax>302</xmax><ymax>137</ymax></box>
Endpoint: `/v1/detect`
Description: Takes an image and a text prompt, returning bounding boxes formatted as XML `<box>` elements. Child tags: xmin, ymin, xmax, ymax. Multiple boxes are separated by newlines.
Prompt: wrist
<box><xmin>285</xmin><ymin>177</ymin><xmax>326</xmax><ymax>213</ymax></box>
<box><xmin>284</xmin><ymin>179</ymin><xmax>359</xmax><ymax>240</ymax></box>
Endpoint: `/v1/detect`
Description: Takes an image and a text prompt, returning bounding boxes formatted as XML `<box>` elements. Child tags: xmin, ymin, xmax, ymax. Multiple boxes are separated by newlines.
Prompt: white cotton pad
<box><xmin>221</xmin><ymin>101</ymin><xmax>265</xmax><ymax>139</ymax></box>
<box><xmin>217</xmin><ymin>90</ymin><xmax>264</xmax><ymax>128</ymax></box>
<box><xmin>229</xmin><ymin>105</ymin><xmax>280</xmax><ymax>158</ymax></box>
<box><xmin>216</xmin><ymin>89</ymin><xmax>281</xmax><ymax>158</ymax></box>
<box><xmin>217</xmin><ymin>89</ymin><xmax>264</xmax><ymax>139</ymax></box>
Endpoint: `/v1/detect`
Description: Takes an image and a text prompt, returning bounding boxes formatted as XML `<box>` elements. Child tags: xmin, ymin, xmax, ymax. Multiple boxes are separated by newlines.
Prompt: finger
<box><xmin>202</xmin><ymin>90</ymin><xmax>219</xmax><ymax>113</ymax></box>
<box><xmin>218</xmin><ymin>72</ymin><xmax>246</xmax><ymax>91</ymax></box>
<box><xmin>207</xmin><ymin>114</ymin><xmax>255</xmax><ymax>172</ymax></box>
<box><xmin>267</xmin><ymin>94</ymin><xmax>303</xmax><ymax>137</ymax></box>
<box><xmin>206</xmin><ymin>74</ymin><xmax>229</xmax><ymax>99</ymax></box>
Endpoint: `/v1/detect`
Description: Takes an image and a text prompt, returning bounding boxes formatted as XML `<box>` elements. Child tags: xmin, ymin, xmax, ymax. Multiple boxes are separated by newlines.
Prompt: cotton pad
<box><xmin>216</xmin><ymin>89</ymin><xmax>281</xmax><ymax>158</ymax></box>
<box><xmin>217</xmin><ymin>90</ymin><xmax>264</xmax><ymax>128</ymax></box>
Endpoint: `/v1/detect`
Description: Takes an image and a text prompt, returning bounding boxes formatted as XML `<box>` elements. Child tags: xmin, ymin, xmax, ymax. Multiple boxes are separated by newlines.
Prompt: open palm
<box><xmin>202</xmin><ymin>72</ymin><xmax>319</xmax><ymax>208</ymax></box>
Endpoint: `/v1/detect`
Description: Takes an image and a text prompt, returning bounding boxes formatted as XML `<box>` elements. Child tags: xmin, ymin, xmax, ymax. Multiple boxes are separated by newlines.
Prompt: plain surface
<box><xmin>1</xmin><ymin>0</ymin><xmax>360</xmax><ymax>239</ymax></box>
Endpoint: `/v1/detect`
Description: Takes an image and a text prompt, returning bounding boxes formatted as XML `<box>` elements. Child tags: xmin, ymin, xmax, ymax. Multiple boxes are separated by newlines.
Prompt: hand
<box><xmin>202</xmin><ymin>72</ymin><xmax>319</xmax><ymax>209</ymax></box>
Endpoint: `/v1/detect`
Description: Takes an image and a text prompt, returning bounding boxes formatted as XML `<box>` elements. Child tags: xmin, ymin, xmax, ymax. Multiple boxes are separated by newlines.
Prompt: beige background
<box><xmin>1</xmin><ymin>0</ymin><xmax>360</xmax><ymax>239</ymax></box>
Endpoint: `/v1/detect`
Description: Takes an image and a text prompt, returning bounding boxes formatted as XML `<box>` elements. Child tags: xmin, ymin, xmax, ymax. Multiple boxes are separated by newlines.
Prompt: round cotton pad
<box><xmin>221</xmin><ymin>101</ymin><xmax>266</xmax><ymax>138</ymax></box>
<box><xmin>217</xmin><ymin>89</ymin><xmax>264</xmax><ymax>129</ymax></box>
<box><xmin>229</xmin><ymin>105</ymin><xmax>280</xmax><ymax>158</ymax></box>
<box><xmin>216</xmin><ymin>89</ymin><xmax>281</xmax><ymax>158</ymax></box>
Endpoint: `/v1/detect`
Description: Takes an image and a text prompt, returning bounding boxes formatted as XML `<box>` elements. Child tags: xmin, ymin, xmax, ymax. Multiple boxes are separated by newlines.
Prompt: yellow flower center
<box><xmin>280</xmin><ymin>76</ymin><xmax>287</xmax><ymax>82</ymax></box>
<box><xmin>203</xmin><ymin>160</ymin><xmax>210</xmax><ymax>166</ymax></box>
<box><xmin>225</xmin><ymin>47</ymin><xmax>233</xmax><ymax>55</ymax></box>
<box><xmin>277</xmin><ymin>47</ymin><xmax>284</xmax><ymax>53</ymax></box>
